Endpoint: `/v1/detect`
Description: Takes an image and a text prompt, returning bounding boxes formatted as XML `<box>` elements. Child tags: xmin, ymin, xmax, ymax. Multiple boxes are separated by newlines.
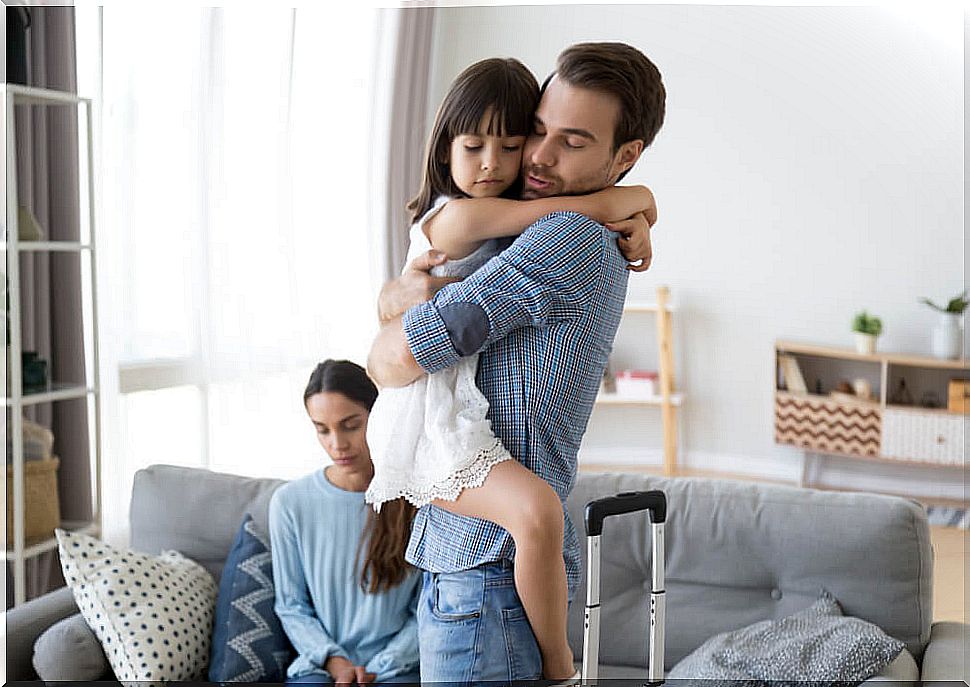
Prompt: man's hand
<box><xmin>325</xmin><ymin>655</ymin><xmax>376</xmax><ymax>685</ymax></box>
<box><xmin>378</xmin><ymin>250</ymin><xmax>461</xmax><ymax>323</ymax></box>
<box><xmin>606</xmin><ymin>211</ymin><xmax>654</xmax><ymax>273</ymax></box>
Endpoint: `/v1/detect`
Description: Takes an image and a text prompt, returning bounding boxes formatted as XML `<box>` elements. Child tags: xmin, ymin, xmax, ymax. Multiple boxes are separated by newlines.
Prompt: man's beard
<box><xmin>520</xmin><ymin>161</ymin><xmax>615</xmax><ymax>199</ymax></box>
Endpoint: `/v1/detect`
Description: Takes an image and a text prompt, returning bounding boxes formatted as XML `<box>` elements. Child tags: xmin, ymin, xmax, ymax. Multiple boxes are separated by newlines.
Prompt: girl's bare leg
<box><xmin>432</xmin><ymin>460</ymin><xmax>575</xmax><ymax>680</ymax></box>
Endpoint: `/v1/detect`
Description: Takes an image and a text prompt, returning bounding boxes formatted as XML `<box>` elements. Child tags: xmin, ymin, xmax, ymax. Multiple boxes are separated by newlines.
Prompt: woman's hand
<box><xmin>325</xmin><ymin>655</ymin><xmax>376</xmax><ymax>685</ymax></box>
<box><xmin>607</xmin><ymin>211</ymin><xmax>654</xmax><ymax>272</ymax></box>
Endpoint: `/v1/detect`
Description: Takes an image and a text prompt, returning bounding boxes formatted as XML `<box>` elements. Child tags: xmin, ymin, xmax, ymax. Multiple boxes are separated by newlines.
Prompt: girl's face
<box><xmin>305</xmin><ymin>391</ymin><xmax>373</xmax><ymax>478</ymax></box>
<box><xmin>447</xmin><ymin>111</ymin><xmax>525</xmax><ymax>199</ymax></box>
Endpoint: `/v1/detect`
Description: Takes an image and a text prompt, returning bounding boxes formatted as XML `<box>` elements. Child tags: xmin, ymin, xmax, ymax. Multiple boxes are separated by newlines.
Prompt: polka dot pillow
<box><xmin>55</xmin><ymin>528</ymin><xmax>218</xmax><ymax>681</ymax></box>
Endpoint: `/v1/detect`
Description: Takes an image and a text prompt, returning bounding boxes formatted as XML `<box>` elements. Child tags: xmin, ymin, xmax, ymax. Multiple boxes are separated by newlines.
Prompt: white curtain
<box><xmin>75</xmin><ymin>6</ymin><xmax>433</xmax><ymax>545</ymax></box>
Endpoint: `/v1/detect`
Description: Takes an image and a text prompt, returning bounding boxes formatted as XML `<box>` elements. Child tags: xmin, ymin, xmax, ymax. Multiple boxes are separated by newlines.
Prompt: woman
<box><xmin>270</xmin><ymin>360</ymin><xmax>420</xmax><ymax>684</ymax></box>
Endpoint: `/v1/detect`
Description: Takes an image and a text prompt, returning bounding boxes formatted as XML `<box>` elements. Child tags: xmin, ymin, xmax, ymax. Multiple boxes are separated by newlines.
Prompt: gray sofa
<box><xmin>6</xmin><ymin>464</ymin><xmax>967</xmax><ymax>682</ymax></box>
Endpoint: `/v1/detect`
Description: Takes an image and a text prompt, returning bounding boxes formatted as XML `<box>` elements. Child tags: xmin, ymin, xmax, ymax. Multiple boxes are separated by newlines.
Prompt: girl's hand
<box><xmin>606</xmin><ymin>212</ymin><xmax>653</xmax><ymax>272</ymax></box>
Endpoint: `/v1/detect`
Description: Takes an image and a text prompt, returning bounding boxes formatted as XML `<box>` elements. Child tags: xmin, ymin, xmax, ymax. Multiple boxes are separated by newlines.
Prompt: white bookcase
<box><xmin>3</xmin><ymin>84</ymin><xmax>103</xmax><ymax>606</ymax></box>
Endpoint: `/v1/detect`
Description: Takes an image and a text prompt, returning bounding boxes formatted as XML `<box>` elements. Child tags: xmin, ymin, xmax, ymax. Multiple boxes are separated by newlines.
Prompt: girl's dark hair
<box><xmin>303</xmin><ymin>360</ymin><xmax>416</xmax><ymax>594</ymax></box>
<box><xmin>407</xmin><ymin>57</ymin><xmax>539</xmax><ymax>224</ymax></box>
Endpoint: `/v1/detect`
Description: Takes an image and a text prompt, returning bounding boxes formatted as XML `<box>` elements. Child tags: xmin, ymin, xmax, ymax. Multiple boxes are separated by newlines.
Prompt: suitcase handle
<box><xmin>584</xmin><ymin>490</ymin><xmax>667</xmax><ymax>536</ymax></box>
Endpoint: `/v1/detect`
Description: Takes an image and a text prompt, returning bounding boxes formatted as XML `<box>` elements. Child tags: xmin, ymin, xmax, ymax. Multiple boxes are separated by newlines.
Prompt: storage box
<box><xmin>615</xmin><ymin>370</ymin><xmax>658</xmax><ymax>398</ymax></box>
<box><xmin>6</xmin><ymin>456</ymin><xmax>60</xmax><ymax>543</ymax></box>
<box><xmin>948</xmin><ymin>379</ymin><xmax>969</xmax><ymax>414</ymax></box>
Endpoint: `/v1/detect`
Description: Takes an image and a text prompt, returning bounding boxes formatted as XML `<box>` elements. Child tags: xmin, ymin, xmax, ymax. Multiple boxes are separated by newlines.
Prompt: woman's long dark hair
<box><xmin>304</xmin><ymin>360</ymin><xmax>416</xmax><ymax>594</ymax></box>
<box><xmin>407</xmin><ymin>57</ymin><xmax>539</xmax><ymax>224</ymax></box>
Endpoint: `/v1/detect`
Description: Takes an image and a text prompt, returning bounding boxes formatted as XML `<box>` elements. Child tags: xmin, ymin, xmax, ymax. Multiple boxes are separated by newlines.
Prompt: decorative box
<box><xmin>615</xmin><ymin>370</ymin><xmax>658</xmax><ymax>398</ymax></box>
<box><xmin>947</xmin><ymin>379</ymin><xmax>969</xmax><ymax>414</ymax></box>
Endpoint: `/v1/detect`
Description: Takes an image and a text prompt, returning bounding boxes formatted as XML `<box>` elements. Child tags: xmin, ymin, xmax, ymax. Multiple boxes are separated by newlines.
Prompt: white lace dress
<box><xmin>365</xmin><ymin>196</ymin><xmax>513</xmax><ymax>510</ymax></box>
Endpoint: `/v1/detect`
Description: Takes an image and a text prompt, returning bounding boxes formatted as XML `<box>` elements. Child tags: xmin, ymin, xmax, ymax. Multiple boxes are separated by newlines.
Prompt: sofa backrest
<box><xmin>130</xmin><ymin>465</ymin><xmax>933</xmax><ymax>671</ymax></box>
<box><xmin>129</xmin><ymin>464</ymin><xmax>285</xmax><ymax>582</ymax></box>
<box><xmin>564</xmin><ymin>472</ymin><xmax>933</xmax><ymax>670</ymax></box>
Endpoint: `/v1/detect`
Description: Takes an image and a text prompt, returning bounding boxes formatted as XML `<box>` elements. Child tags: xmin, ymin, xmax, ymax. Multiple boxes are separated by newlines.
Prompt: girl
<box><xmin>365</xmin><ymin>58</ymin><xmax>656</xmax><ymax>681</ymax></box>
<box><xmin>270</xmin><ymin>361</ymin><xmax>421</xmax><ymax>684</ymax></box>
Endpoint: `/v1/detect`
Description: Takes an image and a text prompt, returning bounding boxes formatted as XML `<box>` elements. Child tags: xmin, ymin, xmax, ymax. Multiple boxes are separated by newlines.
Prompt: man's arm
<box><xmin>369</xmin><ymin>212</ymin><xmax>616</xmax><ymax>388</ymax></box>
<box><xmin>367</xmin><ymin>315</ymin><xmax>424</xmax><ymax>388</ymax></box>
<box><xmin>377</xmin><ymin>251</ymin><xmax>460</xmax><ymax>324</ymax></box>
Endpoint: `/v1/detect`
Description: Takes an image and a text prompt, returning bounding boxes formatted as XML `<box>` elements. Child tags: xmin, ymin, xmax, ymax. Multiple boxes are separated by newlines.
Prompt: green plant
<box><xmin>920</xmin><ymin>290</ymin><xmax>968</xmax><ymax>315</ymax></box>
<box><xmin>852</xmin><ymin>311</ymin><xmax>882</xmax><ymax>336</ymax></box>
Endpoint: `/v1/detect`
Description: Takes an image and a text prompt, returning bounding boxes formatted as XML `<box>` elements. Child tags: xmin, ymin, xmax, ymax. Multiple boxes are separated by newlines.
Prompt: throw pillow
<box><xmin>55</xmin><ymin>528</ymin><xmax>218</xmax><ymax>681</ymax></box>
<box><xmin>33</xmin><ymin>612</ymin><xmax>110</xmax><ymax>680</ymax></box>
<box><xmin>209</xmin><ymin>514</ymin><xmax>293</xmax><ymax>681</ymax></box>
<box><xmin>668</xmin><ymin>589</ymin><xmax>905</xmax><ymax>685</ymax></box>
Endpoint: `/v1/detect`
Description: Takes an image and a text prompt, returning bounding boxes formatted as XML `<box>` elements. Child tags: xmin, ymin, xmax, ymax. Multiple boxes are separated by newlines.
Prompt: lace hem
<box><xmin>365</xmin><ymin>438</ymin><xmax>513</xmax><ymax>512</ymax></box>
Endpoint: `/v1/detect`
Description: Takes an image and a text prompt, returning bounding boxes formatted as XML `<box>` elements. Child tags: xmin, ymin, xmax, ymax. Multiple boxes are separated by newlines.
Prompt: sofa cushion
<box><xmin>55</xmin><ymin>528</ymin><xmax>218</xmax><ymax>681</ymax></box>
<box><xmin>209</xmin><ymin>514</ymin><xmax>293</xmax><ymax>681</ymax></box>
<box><xmin>129</xmin><ymin>465</ymin><xmax>285</xmax><ymax>582</ymax></box>
<box><xmin>32</xmin><ymin>612</ymin><xmax>110</xmax><ymax>680</ymax></box>
<box><xmin>667</xmin><ymin>589</ymin><xmax>904</xmax><ymax>682</ymax></box>
<box><xmin>564</xmin><ymin>473</ymin><xmax>932</xmax><ymax>669</ymax></box>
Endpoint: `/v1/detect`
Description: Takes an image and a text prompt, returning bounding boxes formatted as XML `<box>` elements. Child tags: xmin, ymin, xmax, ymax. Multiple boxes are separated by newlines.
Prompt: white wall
<box><xmin>427</xmin><ymin>4</ymin><xmax>966</xmax><ymax>499</ymax></box>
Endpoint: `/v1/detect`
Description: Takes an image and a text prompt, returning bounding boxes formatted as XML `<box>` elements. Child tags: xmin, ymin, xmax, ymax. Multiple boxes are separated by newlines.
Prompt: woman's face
<box><xmin>305</xmin><ymin>391</ymin><xmax>373</xmax><ymax>476</ymax></box>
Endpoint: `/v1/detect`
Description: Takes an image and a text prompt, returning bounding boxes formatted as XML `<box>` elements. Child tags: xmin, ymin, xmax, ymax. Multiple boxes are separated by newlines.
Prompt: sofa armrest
<box><xmin>920</xmin><ymin>621</ymin><xmax>968</xmax><ymax>682</ymax></box>
<box><xmin>4</xmin><ymin>585</ymin><xmax>79</xmax><ymax>681</ymax></box>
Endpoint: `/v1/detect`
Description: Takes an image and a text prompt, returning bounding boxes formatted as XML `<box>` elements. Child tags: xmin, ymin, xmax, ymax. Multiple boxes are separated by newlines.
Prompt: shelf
<box><xmin>3</xmin><ymin>83</ymin><xmax>89</xmax><ymax>106</ymax></box>
<box><xmin>624</xmin><ymin>300</ymin><xmax>677</xmax><ymax>313</ymax></box>
<box><xmin>4</xmin><ymin>520</ymin><xmax>99</xmax><ymax>560</ymax></box>
<box><xmin>596</xmin><ymin>391</ymin><xmax>683</xmax><ymax>406</ymax></box>
<box><xmin>885</xmin><ymin>404</ymin><xmax>967</xmax><ymax>417</ymax></box>
<box><xmin>3</xmin><ymin>241</ymin><xmax>92</xmax><ymax>252</ymax></box>
<box><xmin>775</xmin><ymin>389</ymin><xmax>880</xmax><ymax>410</ymax></box>
<box><xmin>3</xmin><ymin>384</ymin><xmax>97</xmax><ymax>407</ymax></box>
<box><xmin>776</xmin><ymin>340</ymin><xmax>969</xmax><ymax>371</ymax></box>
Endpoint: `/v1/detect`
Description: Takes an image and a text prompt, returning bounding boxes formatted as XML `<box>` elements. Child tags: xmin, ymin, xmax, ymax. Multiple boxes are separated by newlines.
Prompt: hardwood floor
<box><xmin>580</xmin><ymin>463</ymin><xmax>967</xmax><ymax>622</ymax></box>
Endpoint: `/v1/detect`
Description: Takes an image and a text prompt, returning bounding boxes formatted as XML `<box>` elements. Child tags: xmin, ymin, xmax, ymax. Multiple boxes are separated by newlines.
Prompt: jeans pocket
<box><xmin>431</xmin><ymin>574</ymin><xmax>483</xmax><ymax>621</ymax></box>
<box><xmin>502</xmin><ymin>605</ymin><xmax>542</xmax><ymax>680</ymax></box>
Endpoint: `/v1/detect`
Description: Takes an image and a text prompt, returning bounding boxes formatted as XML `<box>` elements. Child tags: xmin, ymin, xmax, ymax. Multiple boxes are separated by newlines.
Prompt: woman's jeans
<box><xmin>285</xmin><ymin>670</ymin><xmax>421</xmax><ymax>685</ymax></box>
<box><xmin>417</xmin><ymin>559</ymin><xmax>543</xmax><ymax>684</ymax></box>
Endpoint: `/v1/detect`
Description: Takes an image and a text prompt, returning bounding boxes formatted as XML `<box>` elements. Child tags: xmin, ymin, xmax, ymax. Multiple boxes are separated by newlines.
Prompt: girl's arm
<box><xmin>425</xmin><ymin>185</ymin><xmax>656</xmax><ymax>259</ymax></box>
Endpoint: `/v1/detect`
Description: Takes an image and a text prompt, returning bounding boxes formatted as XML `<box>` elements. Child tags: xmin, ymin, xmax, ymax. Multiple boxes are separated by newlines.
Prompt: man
<box><xmin>368</xmin><ymin>42</ymin><xmax>666</xmax><ymax>683</ymax></box>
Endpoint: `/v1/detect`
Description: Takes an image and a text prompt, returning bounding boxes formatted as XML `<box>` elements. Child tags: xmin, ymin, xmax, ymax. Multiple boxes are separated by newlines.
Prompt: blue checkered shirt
<box><xmin>401</xmin><ymin>211</ymin><xmax>629</xmax><ymax>599</ymax></box>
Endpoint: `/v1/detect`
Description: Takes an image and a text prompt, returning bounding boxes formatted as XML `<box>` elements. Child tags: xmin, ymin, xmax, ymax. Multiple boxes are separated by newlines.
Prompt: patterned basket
<box><xmin>775</xmin><ymin>394</ymin><xmax>881</xmax><ymax>457</ymax></box>
<box><xmin>6</xmin><ymin>456</ymin><xmax>61</xmax><ymax>543</ymax></box>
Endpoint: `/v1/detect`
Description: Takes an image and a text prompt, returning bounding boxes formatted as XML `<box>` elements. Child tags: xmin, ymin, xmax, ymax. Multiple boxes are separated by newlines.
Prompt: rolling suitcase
<box><xmin>581</xmin><ymin>490</ymin><xmax>667</xmax><ymax>685</ymax></box>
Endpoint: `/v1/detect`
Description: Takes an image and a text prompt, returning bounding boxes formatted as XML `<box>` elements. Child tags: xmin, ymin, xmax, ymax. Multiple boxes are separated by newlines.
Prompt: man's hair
<box><xmin>547</xmin><ymin>42</ymin><xmax>666</xmax><ymax>153</ymax></box>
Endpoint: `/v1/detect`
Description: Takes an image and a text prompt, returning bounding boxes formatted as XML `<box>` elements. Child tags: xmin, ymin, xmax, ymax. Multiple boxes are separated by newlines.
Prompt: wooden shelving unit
<box><xmin>594</xmin><ymin>285</ymin><xmax>681</xmax><ymax>475</ymax></box>
<box><xmin>773</xmin><ymin>340</ymin><xmax>967</xmax><ymax>502</ymax></box>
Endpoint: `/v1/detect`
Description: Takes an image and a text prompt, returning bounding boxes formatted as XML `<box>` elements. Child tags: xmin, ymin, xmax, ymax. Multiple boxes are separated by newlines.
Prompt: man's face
<box><xmin>521</xmin><ymin>76</ymin><xmax>628</xmax><ymax>199</ymax></box>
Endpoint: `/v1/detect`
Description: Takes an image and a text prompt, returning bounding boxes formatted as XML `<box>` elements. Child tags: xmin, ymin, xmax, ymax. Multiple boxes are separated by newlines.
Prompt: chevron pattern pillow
<box><xmin>209</xmin><ymin>515</ymin><xmax>293</xmax><ymax>681</ymax></box>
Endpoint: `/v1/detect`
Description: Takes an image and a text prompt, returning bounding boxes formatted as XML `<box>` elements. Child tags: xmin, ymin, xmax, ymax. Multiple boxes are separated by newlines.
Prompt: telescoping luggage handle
<box><xmin>582</xmin><ymin>490</ymin><xmax>667</xmax><ymax>685</ymax></box>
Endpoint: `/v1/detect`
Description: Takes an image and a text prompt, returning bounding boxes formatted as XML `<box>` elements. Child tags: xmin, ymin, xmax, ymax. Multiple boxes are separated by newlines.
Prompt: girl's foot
<box><xmin>543</xmin><ymin>647</ymin><xmax>577</xmax><ymax>682</ymax></box>
<box><xmin>549</xmin><ymin>669</ymin><xmax>582</xmax><ymax>687</ymax></box>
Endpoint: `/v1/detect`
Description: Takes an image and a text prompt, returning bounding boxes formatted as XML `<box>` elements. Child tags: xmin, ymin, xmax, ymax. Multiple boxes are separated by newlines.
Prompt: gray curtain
<box><xmin>7</xmin><ymin>5</ymin><xmax>89</xmax><ymax>606</ymax></box>
<box><xmin>373</xmin><ymin>7</ymin><xmax>435</xmax><ymax>280</ymax></box>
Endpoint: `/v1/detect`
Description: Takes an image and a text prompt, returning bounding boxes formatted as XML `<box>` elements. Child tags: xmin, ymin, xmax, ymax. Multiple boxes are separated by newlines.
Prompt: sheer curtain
<box><xmin>76</xmin><ymin>7</ymin><xmax>427</xmax><ymax>545</ymax></box>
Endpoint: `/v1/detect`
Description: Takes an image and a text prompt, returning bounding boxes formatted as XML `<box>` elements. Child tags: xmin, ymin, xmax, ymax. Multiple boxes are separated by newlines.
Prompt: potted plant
<box><xmin>920</xmin><ymin>290</ymin><xmax>967</xmax><ymax>360</ymax></box>
<box><xmin>851</xmin><ymin>311</ymin><xmax>882</xmax><ymax>355</ymax></box>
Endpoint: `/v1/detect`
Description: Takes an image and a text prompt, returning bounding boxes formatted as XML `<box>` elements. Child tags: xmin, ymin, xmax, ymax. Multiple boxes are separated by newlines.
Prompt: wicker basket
<box><xmin>6</xmin><ymin>456</ymin><xmax>61</xmax><ymax>544</ymax></box>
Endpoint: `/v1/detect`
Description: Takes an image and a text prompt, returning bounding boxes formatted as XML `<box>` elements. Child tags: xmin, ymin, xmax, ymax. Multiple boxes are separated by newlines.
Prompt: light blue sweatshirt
<box><xmin>269</xmin><ymin>469</ymin><xmax>421</xmax><ymax>680</ymax></box>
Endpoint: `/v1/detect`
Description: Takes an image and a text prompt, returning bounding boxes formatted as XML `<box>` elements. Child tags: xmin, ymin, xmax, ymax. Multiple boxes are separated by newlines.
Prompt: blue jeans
<box><xmin>417</xmin><ymin>560</ymin><xmax>543</xmax><ymax>684</ymax></box>
<box><xmin>285</xmin><ymin>670</ymin><xmax>422</xmax><ymax>685</ymax></box>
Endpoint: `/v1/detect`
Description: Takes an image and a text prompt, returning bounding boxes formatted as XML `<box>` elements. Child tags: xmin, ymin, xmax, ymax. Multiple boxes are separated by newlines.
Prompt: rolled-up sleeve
<box><xmin>401</xmin><ymin>211</ymin><xmax>609</xmax><ymax>375</ymax></box>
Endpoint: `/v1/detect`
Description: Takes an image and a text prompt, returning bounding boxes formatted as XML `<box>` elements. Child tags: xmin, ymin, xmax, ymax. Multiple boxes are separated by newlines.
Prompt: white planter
<box><xmin>931</xmin><ymin>312</ymin><xmax>964</xmax><ymax>360</ymax></box>
<box><xmin>854</xmin><ymin>332</ymin><xmax>877</xmax><ymax>355</ymax></box>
